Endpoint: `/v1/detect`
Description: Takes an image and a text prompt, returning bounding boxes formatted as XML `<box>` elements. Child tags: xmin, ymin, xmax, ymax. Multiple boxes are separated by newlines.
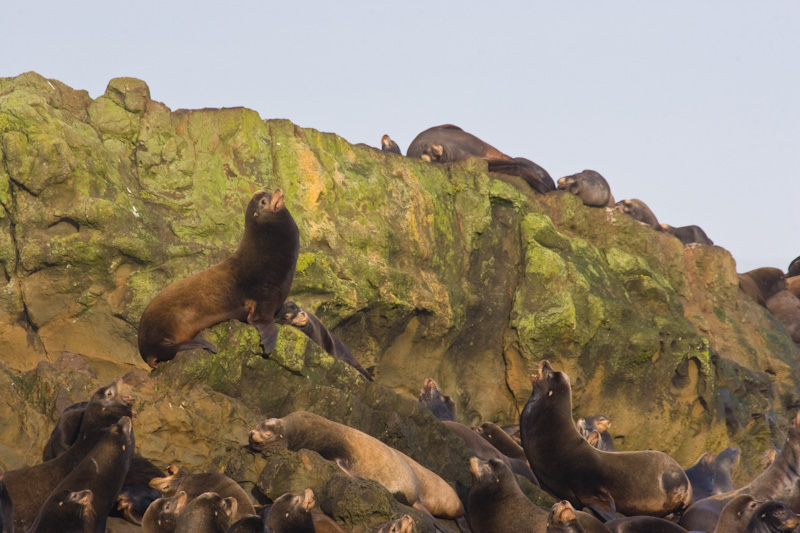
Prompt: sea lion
<box><xmin>175</xmin><ymin>492</ymin><xmax>237</xmax><ymax>533</ymax></box>
<box><xmin>474</xmin><ymin>421</ymin><xmax>527</xmax><ymax>462</ymax></box>
<box><xmin>765</xmin><ymin>290</ymin><xmax>800</xmax><ymax>344</ymax></box>
<box><xmin>381</xmin><ymin>134</ymin><xmax>402</xmax><ymax>155</ymax></box>
<box><xmin>248</xmin><ymin>411</ymin><xmax>466</xmax><ymax>523</ymax></box>
<box><xmin>679</xmin><ymin>410</ymin><xmax>800</xmax><ymax>532</ymax></box>
<box><xmin>577</xmin><ymin>415</ymin><xmax>617</xmax><ymax>452</ymax></box>
<box><xmin>418</xmin><ymin>378</ymin><xmax>457</xmax><ymax>422</ymax></box>
<box><xmin>42</xmin><ymin>400</ymin><xmax>88</xmax><ymax>460</ymax></box>
<box><xmin>659</xmin><ymin>224</ymin><xmax>714</xmax><ymax>245</ymax></box>
<box><xmin>789</xmin><ymin>256</ymin><xmax>800</xmax><ymax>278</ymax></box>
<box><xmin>137</xmin><ymin>189</ymin><xmax>300</xmax><ymax>368</ymax></box>
<box><xmin>407</xmin><ymin>124</ymin><xmax>510</xmax><ymax>163</ymax></box>
<box><xmin>712</xmin><ymin>494</ymin><xmax>759</xmax><ymax>533</ymax></box>
<box><xmin>604</xmin><ymin>516</ymin><xmax>687</xmax><ymax>532</ymax></box>
<box><xmin>744</xmin><ymin>501</ymin><xmax>800</xmax><ymax>533</ymax></box>
<box><xmin>712</xmin><ymin>447</ymin><xmax>739</xmax><ymax>495</ymax></box>
<box><xmin>275</xmin><ymin>301</ymin><xmax>373</xmax><ymax>381</ymax></box>
<box><xmin>149</xmin><ymin>464</ymin><xmax>255</xmax><ymax>522</ymax></box>
<box><xmin>375</xmin><ymin>514</ymin><xmax>414</xmax><ymax>533</ymax></box>
<box><xmin>226</xmin><ymin>514</ymin><xmax>265</xmax><ymax>533</ymax></box>
<box><xmin>546</xmin><ymin>501</ymin><xmax>588</xmax><ymax>533</ymax></box>
<box><xmin>557</xmin><ymin>170</ymin><xmax>615</xmax><ymax>208</ymax></box>
<box><xmin>684</xmin><ymin>452</ymin><xmax>716</xmax><ymax>502</ymax></box>
<box><xmin>737</xmin><ymin>267</ymin><xmax>786</xmax><ymax>307</ymax></box>
<box><xmin>786</xmin><ymin>276</ymin><xmax>800</xmax><ymax>299</ymax></box>
<box><xmin>27</xmin><ymin>489</ymin><xmax>94</xmax><ymax>533</ymax></box>
<box><xmin>614</xmin><ymin>199</ymin><xmax>660</xmax><ymax>230</ymax></box>
<box><xmin>486</xmin><ymin>157</ymin><xmax>556</xmax><ymax>194</ymax></box>
<box><xmin>142</xmin><ymin>491</ymin><xmax>188</xmax><ymax>533</ymax></box>
<box><xmin>521</xmin><ymin>360</ymin><xmax>692</xmax><ymax>521</ymax></box>
<box><xmin>264</xmin><ymin>489</ymin><xmax>315</xmax><ymax>533</ymax></box>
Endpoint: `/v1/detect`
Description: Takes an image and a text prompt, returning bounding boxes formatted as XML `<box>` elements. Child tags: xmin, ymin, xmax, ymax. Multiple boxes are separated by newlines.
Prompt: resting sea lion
<box><xmin>381</xmin><ymin>134</ymin><xmax>402</xmax><ymax>155</ymax></box>
<box><xmin>521</xmin><ymin>360</ymin><xmax>692</xmax><ymax>521</ymax></box>
<box><xmin>418</xmin><ymin>378</ymin><xmax>457</xmax><ymax>422</ymax></box>
<box><xmin>264</xmin><ymin>489</ymin><xmax>315</xmax><ymax>533</ymax></box>
<box><xmin>604</xmin><ymin>516</ymin><xmax>687</xmax><ymax>532</ymax></box>
<box><xmin>474</xmin><ymin>421</ymin><xmax>527</xmax><ymax>461</ymax></box>
<box><xmin>142</xmin><ymin>492</ymin><xmax>188</xmax><ymax>533</ymax></box>
<box><xmin>407</xmin><ymin>124</ymin><xmax>510</xmax><ymax>163</ymax></box>
<box><xmin>546</xmin><ymin>501</ymin><xmax>589</xmax><ymax>533</ymax></box>
<box><xmin>614</xmin><ymin>199</ymin><xmax>660</xmax><ymax>230</ymax></box>
<box><xmin>659</xmin><ymin>224</ymin><xmax>714</xmax><ymax>245</ymax></box>
<box><xmin>175</xmin><ymin>492</ymin><xmax>237</xmax><ymax>533</ymax></box>
<box><xmin>248</xmin><ymin>411</ymin><xmax>466</xmax><ymax>523</ymax></box>
<box><xmin>712</xmin><ymin>447</ymin><xmax>739</xmax><ymax>495</ymax></box>
<box><xmin>486</xmin><ymin>157</ymin><xmax>556</xmax><ymax>194</ymax></box>
<box><xmin>138</xmin><ymin>189</ymin><xmax>300</xmax><ymax>368</ymax></box>
<box><xmin>275</xmin><ymin>301</ymin><xmax>372</xmax><ymax>381</ymax></box>
<box><xmin>765</xmin><ymin>290</ymin><xmax>800</xmax><ymax>344</ymax></box>
<box><xmin>27</xmin><ymin>489</ymin><xmax>94</xmax><ymax>533</ymax></box>
<box><xmin>684</xmin><ymin>452</ymin><xmax>715</xmax><ymax>502</ymax></box>
<box><xmin>744</xmin><ymin>501</ymin><xmax>800</xmax><ymax>533</ymax></box>
<box><xmin>557</xmin><ymin>170</ymin><xmax>615</xmax><ymax>208</ymax></box>
<box><xmin>712</xmin><ymin>494</ymin><xmax>759</xmax><ymax>533</ymax></box>
<box><xmin>376</xmin><ymin>514</ymin><xmax>414</xmax><ymax>533</ymax></box>
<box><xmin>737</xmin><ymin>267</ymin><xmax>786</xmax><ymax>307</ymax></box>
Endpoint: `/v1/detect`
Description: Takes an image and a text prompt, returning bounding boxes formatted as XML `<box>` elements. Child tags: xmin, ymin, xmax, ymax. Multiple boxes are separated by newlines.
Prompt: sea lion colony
<box><xmin>1</xmin><ymin>125</ymin><xmax>798</xmax><ymax>533</ymax></box>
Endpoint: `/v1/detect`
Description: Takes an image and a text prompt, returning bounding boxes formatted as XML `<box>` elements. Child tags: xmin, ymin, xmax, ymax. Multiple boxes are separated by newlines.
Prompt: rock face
<box><xmin>0</xmin><ymin>72</ymin><xmax>799</xmax><ymax>520</ymax></box>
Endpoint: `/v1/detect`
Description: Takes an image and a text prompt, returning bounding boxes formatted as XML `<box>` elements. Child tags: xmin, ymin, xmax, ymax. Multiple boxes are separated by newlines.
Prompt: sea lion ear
<box><xmin>167</xmin><ymin>464</ymin><xmax>180</xmax><ymax>476</ymax></box>
<box><xmin>432</xmin><ymin>144</ymin><xmax>444</xmax><ymax>157</ymax></box>
<box><xmin>222</xmin><ymin>497</ymin><xmax>237</xmax><ymax>518</ymax></box>
<box><xmin>175</xmin><ymin>491</ymin><xmax>188</xmax><ymax>513</ymax></box>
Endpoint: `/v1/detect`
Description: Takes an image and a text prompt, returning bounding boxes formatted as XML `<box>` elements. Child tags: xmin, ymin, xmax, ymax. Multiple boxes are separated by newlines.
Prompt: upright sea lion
<box><xmin>141</xmin><ymin>492</ymin><xmax>188</xmax><ymax>533</ymax></box>
<box><xmin>521</xmin><ymin>360</ymin><xmax>692</xmax><ymax>521</ymax></box>
<box><xmin>375</xmin><ymin>514</ymin><xmax>414</xmax><ymax>533</ymax></box>
<box><xmin>737</xmin><ymin>267</ymin><xmax>786</xmax><ymax>307</ymax></box>
<box><xmin>712</xmin><ymin>494</ymin><xmax>759</xmax><ymax>533</ymax></box>
<box><xmin>765</xmin><ymin>290</ymin><xmax>800</xmax><ymax>344</ymax></box>
<box><xmin>546</xmin><ymin>501</ymin><xmax>588</xmax><ymax>533</ymax></box>
<box><xmin>614</xmin><ymin>199</ymin><xmax>660</xmax><ymax>230</ymax></box>
<box><xmin>407</xmin><ymin>124</ymin><xmax>510</xmax><ymax>163</ymax></box>
<box><xmin>174</xmin><ymin>492</ymin><xmax>237</xmax><ymax>533</ymax></box>
<box><xmin>149</xmin><ymin>464</ymin><xmax>255</xmax><ymax>522</ymax></box>
<box><xmin>659</xmin><ymin>224</ymin><xmax>714</xmax><ymax>245</ymax></box>
<box><xmin>248</xmin><ymin>411</ymin><xmax>466</xmax><ymax>523</ymax></box>
<box><xmin>138</xmin><ymin>189</ymin><xmax>300</xmax><ymax>368</ymax></box>
<box><xmin>684</xmin><ymin>452</ymin><xmax>716</xmax><ymax>502</ymax></box>
<box><xmin>557</xmin><ymin>170</ymin><xmax>615</xmax><ymax>208</ymax></box>
<box><xmin>680</xmin><ymin>410</ymin><xmax>800</xmax><ymax>532</ymax></box>
<box><xmin>712</xmin><ymin>447</ymin><xmax>739</xmax><ymax>495</ymax></box>
<box><xmin>744</xmin><ymin>501</ymin><xmax>800</xmax><ymax>533</ymax></box>
<box><xmin>381</xmin><ymin>134</ymin><xmax>402</xmax><ymax>155</ymax></box>
<box><xmin>275</xmin><ymin>301</ymin><xmax>372</xmax><ymax>381</ymax></box>
<box><xmin>27</xmin><ymin>489</ymin><xmax>94</xmax><ymax>533</ymax></box>
<box><xmin>474</xmin><ymin>421</ymin><xmax>527</xmax><ymax>461</ymax></box>
<box><xmin>604</xmin><ymin>516</ymin><xmax>687</xmax><ymax>532</ymax></box>
<box><xmin>264</xmin><ymin>489</ymin><xmax>315</xmax><ymax>533</ymax></box>
<box><xmin>418</xmin><ymin>378</ymin><xmax>457</xmax><ymax>422</ymax></box>
<box><xmin>486</xmin><ymin>157</ymin><xmax>556</xmax><ymax>194</ymax></box>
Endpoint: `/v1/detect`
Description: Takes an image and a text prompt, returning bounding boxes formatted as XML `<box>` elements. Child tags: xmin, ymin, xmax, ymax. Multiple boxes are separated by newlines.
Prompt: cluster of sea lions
<box><xmin>737</xmin><ymin>260</ymin><xmax>800</xmax><ymax>347</ymax></box>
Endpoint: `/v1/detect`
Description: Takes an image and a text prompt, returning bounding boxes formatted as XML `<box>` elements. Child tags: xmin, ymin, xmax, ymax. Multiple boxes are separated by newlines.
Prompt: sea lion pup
<box><xmin>381</xmin><ymin>134</ymin><xmax>402</xmax><ymax>155</ymax></box>
<box><xmin>248</xmin><ymin>411</ymin><xmax>466</xmax><ymax>523</ymax></box>
<box><xmin>142</xmin><ymin>491</ymin><xmax>188</xmax><ymax>533</ymax></box>
<box><xmin>577</xmin><ymin>415</ymin><xmax>617</xmax><ymax>452</ymax></box>
<box><xmin>712</xmin><ymin>495</ymin><xmax>759</xmax><ymax>533</ymax></box>
<box><xmin>418</xmin><ymin>378</ymin><xmax>457</xmax><ymax>422</ymax></box>
<box><xmin>486</xmin><ymin>157</ymin><xmax>556</xmax><ymax>194</ymax></box>
<box><xmin>684</xmin><ymin>452</ymin><xmax>716</xmax><ymax>502</ymax></box>
<box><xmin>603</xmin><ymin>516</ymin><xmax>688</xmax><ymax>532</ymax></box>
<box><xmin>744</xmin><ymin>501</ymin><xmax>800</xmax><ymax>533</ymax></box>
<box><xmin>712</xmin><ymin>447</ymin><xmax>739</xmax><ymax>495</ymax></box>
<box><xmin>375</xmin><ymin>514</ymin><xmax>414</xmax><ymax>533</ymax></box>
<box><xmin>175</xmin><ymin>492</ymin><xmax>237</xmax><ymax>533</ymax></box>
<box><xmin>659</xmin><ymin>224</ymin><xmax>714</xmax><ymax>245</ymax></box>
<box><xmin>614</xmin><ymin>199</ymin><xmax>660</xmax><ymax>230</ymax></box>
<box><xmin>27</xmin><ymin>489</ymin><xmax>94</xmax><ymax>533</ymax></box>
<box><xmin>520</xmin><ymin>360</ymin><xmax>691</xmax><ymax>521</ymax></box>
<box><xmin>765</xmin><ymin>289</ymin><xmax>800</xmax><ymax>344</ymax></box>
<box><xmin>149</xmin><ymin>464</ymin><xmax>255</xmax><ymax>522</ymax></box>
<box><xmin>546</xmin><ymin>501</ymin><xmax>589</xmax><ymax>533</ymax></box>
<box><xmin>474</xmin><ymin>421</ymin><xmax>527</xmax><ymax>461</ymax></box>
<box><xmin>137</xmin><ymin>188</ymin><xmax>300</xmax><ymax>368</ymax></box>
<box><xmin>557</xmin><ymin>170</ymin><xmax>615</xmax><ymax>208</ymax></box>
<box><xmin>275</xmin><ymin>301</ymin><xmax>373</xmax><ymax>381</ymax></box>
<box><xmin>264</xmin><ymin>489</ymin><xmax>315</xmax><ymax>533</ymax></box>
<box><xmin>407</xmin><ymin>124</ymin><xmax>510</xmax><ymax>163</ymax></box>
<box><xmin>737</xmin><ymin>267</ymin><xmax>786</xmax><ymax>307</ymax></box>
<box><xmin>679</xmin><ymin>410</ymin><xmax>800</xmax><ymax>532</ymax></box>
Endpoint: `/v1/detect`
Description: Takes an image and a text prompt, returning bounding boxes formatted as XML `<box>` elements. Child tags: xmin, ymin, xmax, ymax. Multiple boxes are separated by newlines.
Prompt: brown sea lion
<box><xmin>521</xmin><ymin>360</ymin><xmax>692</xmax><ymax>521</ymax></box>
<box><xmin>744</xmin><ymin>501</ymin><xmax>800</xmax><ymax>533</ymax></box>
<box><xmin>275</xmin><ymin>301</ymin><xmax>372</xmax><ymax>381</ymax></box>
<box><xmin>27</xmin><ymin>489</ymin><xmax>94</xmax><ymax>533</ymax></box>
<box><xmin>712</xmin><ymin>494</ymin><xmax>759</xmax><ymax>533</ymax></box>
<box><xmin>149</xmin><ymin>465</ymin><xmax>255</xmax><ymax>522</ymax></box>
<box><xmin>142</xmin><ymin>492</ymin><xmax>188</xmax><ymax>533</ymax></box>
<box><xmin>248</xmin><ymin>411</ymin><xmax>466</xmax><ymax>523</ymax></box>
<box><xmin>684</xmin><ymin>452</ymin><xmax>716</xmax><ymax>502</ymax></box>
<box><xmin>264</xmin><ymin>489</ymin><xmax>315</xmax><ymax>533</ymax></box>
<box><xmin>604</xmin><ymin>516</ymin><xmax>687</xmax><ymax>532</ymax></box>
<box><xmin>418</xmin><ymin>378</ymin><xmax>457</xmax><ymax>422</ymax></box>
<box><xmin>381</xmin><ymin>134</ymin><xmax>402</xmax><ymax>155</ymax></box>
<box><xmin>614</xmin><ymin>199</ymin><xmax>660</xmax><ymax>230</ymax></box>
<box><xmin>174</xmin><ymin>492</ymin><xmax>237</xmax><ymax>533</ymax></box>
<box><xmin>407</xmin><ymin>124</ymin><xmax>510</xmax><ymax>163</ymax></box>
<box><xmin>486</xmin><ymin>157</ymin><xmax>556</xmax><ymax>194</ymax></box>
<box><xmin>546</xmin><ymin>501</ymin><xmax>589</xmax><ymax>533</ymax></box>
<box><xmin>786</xmin><ymin>276</ymin><xmax>800</xmax><ymax>299</ymax></box>
<box><xmin>375</xmin><ymin>514</ymin><xmax>414</xmax><ymax>533</ymax></box>
<box><xmin>679</xmin><ymin>411</ymin><xmax>800</xmax><ymax>532</ymax></box>
<box><xmin>557</xmin><ymin>170</ymin><xmax>615</xmax><ymax>208</ymax></box>
<box><xmin>137</xmin><ymin>189</ymin><xmax>300</xmax><ymax>368</ymax></box>
<box><xmin>474</xmin><ymin>421</ymin><xmax>527</xmax><ymax>462</ymax></box>
<box><xmin>712</xmin><ymin>447</ymin><xmax>739</xmax><ymax>495</ymax></box>
<box><xmin>659</xmin><ymin>224</ymin><xmax>714</xmax><ymax>245</ymax></box>
<box><xmin>765</xmin><ymin>290</ymin><xmax>800</xmax><ymax>344</ymax></box>
<box><xmin>737</xmin><ymin>267</ymin><xmax>786</xmax><ymax>307</ymax></box>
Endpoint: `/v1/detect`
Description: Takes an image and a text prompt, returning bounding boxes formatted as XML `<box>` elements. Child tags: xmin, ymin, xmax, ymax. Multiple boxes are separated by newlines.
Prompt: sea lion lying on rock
<box><xmin>381</xmin><ymin>134</ymin><xmax>402</xmax><ymax>155</ymax></box>
<box><xmin>407</xmin><ymin>124</ymin><xmax>510</xmax><ymax>163</ymax></box>
<box><xmin>659</xmin><ymin>224</ymin><xmax>714</xmax><ymax>245</ymax></box>
<box><xmin>557</xmin><ymin>170</ymin><xmax>614</xmax><ymax>207</ymax></box>
<box><xmin>615</xmin><ymin>199</ymin><xmax>660</xmax><ymax>230</ymax></box>
<box><xmin>737</xmin><ymin>267</ymin><xmax>786</xmax><ymax>307</ymax></box>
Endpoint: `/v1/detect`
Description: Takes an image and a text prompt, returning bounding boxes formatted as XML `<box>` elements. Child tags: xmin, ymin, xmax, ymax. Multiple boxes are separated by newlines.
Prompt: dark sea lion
<box><xmin>577</xmin><ymin>415</ymin><xmax>616</xmax><ymax>452</ymax></box>
<box><xmin>149</xmin><ymin>464</ymin><xmax>255</xmax><ymax>522</ymax></box>
<box><xmin>225</xmin><ymin>514</ymin><xmax>265</xmax><ymax>533</ymax></box>
<box><xmin>604</xmin><ymin>516</ymin><xmax>687</xmax><ymax>532</ymax></box>
<box><xmin>264</xmin><ymin>489</ymin><xmax>315</xmax><ymax>533</ymax></box>
<box><xmin>614</xmin><ymin>199</ymin><xmax>660</xmax><ymax>230</ymax></box>
<box><xmin>27</xmin><ymin>489</ymin><xmax>94</xmax><ymax>533</ymax></box>
<box><xmin>248</xmin><ymin>411</ymin><xmax>466</xmax><ymax>522</ymax></box>
<box><xmin>744</xmin><ymin>501</ymin><xmax>800</xmax><ymax>533</ymax></box>
<box><xmin>557</xmin><ymin>170</ymin><xmax>615</xmax><ymax>208</ymax></box>
<box><xmin>474</xmin><ymin>421</ymin><xmax>527</xmax><ymax>461</ymax></box>
<box><xmin>42</xmin><ymin>400</ymin><xmax>89</xmax><ymax>460</ymax></box>
<box><xmin>486</xmin><ymin>157</ymin><xmax>556</xmax><ymax>194</ymax></box>
<box><xmin>765</xmin><ymin>290</ymin><xmax>800</xmax><ymax>344</ymax></box>
<box><xmin>175</xmin><ymin>492</ymin><xmax>237</xmax><ymax>533</ymax></box>
<box><xmin>407</xmin><ymin>124</ymin><xmax>510</xmax><ymax>163</ymax></box>
<box><xmin>680</xmin><ymin>410</ymin><xmax>800</xmax><ymax>531</ymax></box>
<box><xmin>137</xmin><ymin>189</ymin><xmax>300</xmax><ymax>368</ymax></box>
<box><xmin>737</xmin><ymin>267</ymin><xmax>786</xmax><ymax>307</ymax></box>
<box><xmin>142</xmin><ymin>491</ymin><xmax>188</xmax><ymax>533</ymax></box>
<box><xmin>381</xmin><ymin>134</ymin><xmax>402</xmax><ymax>155</ymax></box>
<box><xmin>546</xmin><ymin>500</ymin><xmax>589</xmax><ymax>533</ymax></box>
<box><xmin>659</xmin><ymin>224</ymin><xmax>714</xmax><ymax>245</ymax></box>
<box><xmin>418</xmin><ymin>378</ymin><xmax>457</xmax><ymax>422</ymax></box>
<box><xmin>375</xmin><ymin>514</ymin><xmax>414</xmax><ymax>533</ymax></box>
<box><xmin>712</xmin><ymin>494</ymin><xmax>759</xmax><ymax>533</ymax></box>
<box><xmin>275</xmin><ymin>301</ymin><xmax>373</xmax><ymax>381</ymax></box>
<box><xmin>521</xmin><ymin>360</ymin><xmax>692</xmax><ymax>521</ymax></box>
<box><xmin>788</xmin><ymin>256</ymin><xmax>800</xmax><ymax>278</ymax></box>
<box><xmin>684</xmin><ymin>452</ymin><xmax>716</xmax><ymax>502</ymax></box>
<box><xmin>712</xmin><ymin>447</ymin><xmax>739</xmax><ymax>495</ymax></box>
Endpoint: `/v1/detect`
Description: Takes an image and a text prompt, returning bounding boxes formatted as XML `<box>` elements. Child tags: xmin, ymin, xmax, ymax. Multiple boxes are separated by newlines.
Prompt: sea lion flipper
<box><xmin>170</xmin><ymin>339</ymin><xmax>219</xmax><ymax>354</ymax></box>
<box><xmin>255</xmin><ymin>321</ymin><xmax>279</xmax><ymax>355</ymax></box>
<box><xmin>580</xmin><ymin>489</ymin><xmax>616</xmax><ymax>522</ymax></box>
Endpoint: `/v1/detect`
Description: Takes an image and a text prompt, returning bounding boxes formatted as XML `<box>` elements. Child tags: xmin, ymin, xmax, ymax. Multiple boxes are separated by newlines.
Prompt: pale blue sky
<box><xmin>2</xmin><ymin>1</ymin><xmax>798</xmax><ymax>273</ymax></box>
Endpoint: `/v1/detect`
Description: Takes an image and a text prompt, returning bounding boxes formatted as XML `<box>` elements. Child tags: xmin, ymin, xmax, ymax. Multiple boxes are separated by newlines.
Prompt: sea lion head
<box><xmin>529</xmin><ymin>360</ymin><xmax>570</xmax><ymax>404</ymax></box>
<box><xmin>69</xmin><ymin>489</ymin><xmax>95</xmax><ymax>521</ymax></box>
<box><xmin>193</xmin><ymin>492</ymin><xmax>238</xmax><ymax>524</ymax></box>
<box><xmin>247</xmin><ymin>189</ymin><xmax>288</xmax><ymax>222</ymax></box>
<box><xmin>716</xmin><ymin>447</ymin><xmax>740</xmax><ymax>468</ymax></box>
<box><xmin>548</xmin><ymin>500</ymin><xmax>578</xmax><ymax>528</ymax></box>
<box><xmin>248</xmin><ymin>418</ymin><xmax>287</xmax><ymax>451</ymax></box>
<box><xmin>149</xmin><ymin>466</ymin><xmax>184</xmax><ymax>495</ymax></box>
<box><xmin>381</xmin><ymin>135</ymin><xmax>393</xmax><ymax>148</ymax></box>
<box><xmin>90</xmin><ymin>378</ymin><xmax>135</xmax><ymax>421</ymax></box>
<box><xmin>753</xmin><ymin>501</ymin><xmax>800</xmax><ymax>531</ymax></box>
<box><xmin>418</xmin><ymin>378</ymin><xmax>456</xmax><ymax>421</ymax></box>
<box><xmin>557</xmin><ymin>175</ymin><xmax>580</xmax><ymax>194</ymax></box>
<box><xmin>377</xmin><ymin>514</ymin><xmax>414</xmax><ymax>533</ymax></box>
<box><xmin>468</xmin><ymin>457</ymin><xmax>511</xmax><ymax>486</ymax></box>
<box><xmin>143</xmin><ymin>491</ymin><xmax>187</xmax><ymax>530</ymax></box>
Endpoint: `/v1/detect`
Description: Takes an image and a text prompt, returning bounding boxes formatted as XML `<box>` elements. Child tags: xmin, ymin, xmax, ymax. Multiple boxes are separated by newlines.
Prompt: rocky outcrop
<box><xmin>1</xmin><ymin>73</ymin><xmax>799</xmax><ymax>525</ymax></box>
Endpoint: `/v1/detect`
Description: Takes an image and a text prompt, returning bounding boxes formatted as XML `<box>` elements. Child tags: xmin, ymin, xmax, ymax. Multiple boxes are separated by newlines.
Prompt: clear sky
<box><xmin>2</xmin><ymin>1</ymin><xmax>798</xmax><ymax>273</ymax></box>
